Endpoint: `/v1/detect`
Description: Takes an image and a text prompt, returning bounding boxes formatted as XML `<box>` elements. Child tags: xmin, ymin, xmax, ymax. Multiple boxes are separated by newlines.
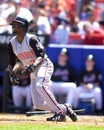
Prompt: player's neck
<box><xmin>58</xmin><ymin>61</ymin><xmax>67</xmax><ymax>66</ymax></box>
<box><xmin>17</xmin><ymin>33</ymin><xmax>26</xmax><ymax>44</ymax></box>
<box><xmin>86</xmin><ymin>67</ymin><xmax>93</xmax><ymax>71</ymax></box>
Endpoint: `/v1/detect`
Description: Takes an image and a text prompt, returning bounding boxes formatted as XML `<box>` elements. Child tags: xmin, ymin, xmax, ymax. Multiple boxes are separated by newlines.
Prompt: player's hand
<box><xmin>84</xmin><ymin>83</ymin><xmax>93</xmax><ymax>90</ymax></box>
<box><xmin>9</xmin><ymin>73</ymin><xmax>20</xmax><ymax>86</ymax></box>
<box><xmin>21</xmin><ymin>64</ymin><xmax>36</xmax><ymax>75</ymax></box>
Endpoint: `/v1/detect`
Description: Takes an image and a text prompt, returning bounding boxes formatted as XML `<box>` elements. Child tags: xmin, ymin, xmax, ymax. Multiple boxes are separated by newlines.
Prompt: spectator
<box><xmin>98</xmin><ymin>20</ymin><xmax>104</xmax><ymax>34</ymax></box>
<box><xmin>0</xmin><ymin>1</ymin><xmax>33</xmax><ymax>34</ymax></box>
<box><xmin>68</xmin><ymin>25</ymin><xmax>83</xmax><ymax>44</ymax></box>
<box><xmin>82</xmin><ymin>23</ymin><xmax>104</xmax><ymax>45</ymax></box>
<box><xmin>78</xmin><ymin>11</ymin><xmax>100</xmax><ymax>36</ymax></box>
<box><xmin>66</xmin><ymin>1</ymin><xmax>78</xmax><ymax>27</ymax></box>
<box><xmin>47</xmin><ymin>0</ymin><xmax>61</xmax><ymax>36</ymax></box>
<box><xmin>28</xmin><ymin>18</ymin><xmax>38</xmax><ymax>34</ymax></box>
<box><xmin>1</xmin><ymin>1</ymin><xmax>33</xmax><ymax>23</ymax></box>
<box><xmin>12</xmin><ymin>62</ymin><xmax>32</xmax><ymax>113</ymax></box>
<box><xmin>86</xmin><ymin>12</ymin><xmax>100</xmax><ymax>30</ymax></box>
<box><xmin>52</xmin><ymin>16</ymin><xmax>70</xmax><ymax>44</ymax></box>
<box><xmin>49</xmin><ymin>48</ymin><xmax>76</xmax><ymax>107</ymax></box>
<box><xmin>47</xmin><ymin>0</ymin><xmax>60</xmax><ymax>23</ymax></box>
<box><xmin>73</xmin><ymin>54</ymin><xmax>103</xmax><ymax>114</ymax></box>
<box><xmin>33</xmin><ymin>8</ymin><xmax>51</xmax><ymax>35</ymax></box>
<box><xmin>0</xmin><ymin>16</ymin><xmax>9</xmax><ymax>34</ymax></box>
<box><xmin>0</xmin><ymin>1</ymin><xmax>9</xmax><ymax>14</ymax></box>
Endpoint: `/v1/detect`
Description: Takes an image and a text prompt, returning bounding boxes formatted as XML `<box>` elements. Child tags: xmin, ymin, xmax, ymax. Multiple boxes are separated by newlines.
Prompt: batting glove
<box><xmin>21</xmin><ymin>64</ymin><xmax>36</xmax><ymax>75</ymax></box>
<box><xmin>9</xmin><ymin>73</ymin><xmax>20</xmax><ymax>86</ymax></box>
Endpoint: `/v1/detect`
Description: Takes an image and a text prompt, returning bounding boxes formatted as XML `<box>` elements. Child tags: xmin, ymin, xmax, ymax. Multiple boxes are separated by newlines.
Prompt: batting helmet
<box><xmin>10</xmin><ymin>17</ymin><xmax>29</xmax><ymax>27</ymax></box>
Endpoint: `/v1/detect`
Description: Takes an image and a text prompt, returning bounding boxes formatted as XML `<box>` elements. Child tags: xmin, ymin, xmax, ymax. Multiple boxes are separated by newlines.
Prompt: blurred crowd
<box><xmin>0</xmin><ymin>0</ymin><xmax>104</xmax><ymax>45</ymax></box>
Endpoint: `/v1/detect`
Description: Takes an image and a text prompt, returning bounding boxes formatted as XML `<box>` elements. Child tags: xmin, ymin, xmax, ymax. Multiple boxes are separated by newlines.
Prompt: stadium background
<box><xmin>0</xmin><ymin>0</ymin><xmax>104</xmax><ymax>114</ymax></box>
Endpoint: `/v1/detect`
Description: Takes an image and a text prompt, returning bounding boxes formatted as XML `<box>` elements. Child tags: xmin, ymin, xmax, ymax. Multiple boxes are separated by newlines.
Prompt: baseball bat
<box><xmin>26</xmin><ymin>111</ymin><xmax>51</xmax><ymax>116</ymax></box>
<box><xmin>26</xmin><ymin>109</ymin><xmax>85</xmax><ymax>117</ymax></box>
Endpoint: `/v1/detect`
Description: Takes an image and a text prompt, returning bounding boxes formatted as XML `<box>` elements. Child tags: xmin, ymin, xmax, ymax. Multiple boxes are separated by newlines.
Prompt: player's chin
<box><xmin>12</xmin><ymin>31</ymin><xmax>16</xmax><ymax>35</ymax></box>
<box><xmin>12</xmin><ymin>28</ymin><xmax>16</xmax><ymax>34</ymax></box>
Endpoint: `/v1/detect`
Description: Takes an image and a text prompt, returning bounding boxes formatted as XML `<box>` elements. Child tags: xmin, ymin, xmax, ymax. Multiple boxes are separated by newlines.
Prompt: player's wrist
<box><xmin>9</xmin><ymin>72</ymin><xmax>20</xmax><ymax>86</ymax></box>
<box><xmin>32</xmin><ymin>63</ymin><xmax>37</xmax><ymax>68</ymax></box>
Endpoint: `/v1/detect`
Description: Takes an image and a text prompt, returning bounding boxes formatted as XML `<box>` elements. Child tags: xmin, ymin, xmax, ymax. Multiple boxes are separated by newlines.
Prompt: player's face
<box><xmin>83</xmin><ymin>25</ymin><xmax>91</xmax><ymax>34</ymax></box>
<box><xmin>11</xmin><ymin>22</ymin><xmax>23</xmax><ymax>35</ymax></box>
<box><xmin>58</xmin><ymin>54</ymin><xmax>68</xmax><ymax>65</ymax></box>
<box><xmin>85</xmin><ymin>60</ymin><xmax>95</xmax><ymax>70</ymax></box>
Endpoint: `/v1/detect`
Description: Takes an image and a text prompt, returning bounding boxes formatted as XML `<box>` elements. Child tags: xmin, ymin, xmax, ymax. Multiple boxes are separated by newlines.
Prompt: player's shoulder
<box><xmin>8</xmin><ymin>35</ymin><xmax>17</xmax><ymax>46</ymax></box>
<box><xmin>10</xmin><ymin>35</ymin><xmax>16</xmax><ymax>43</ymax></box>
<box><xmin>92</xmin><ymin>69</ymin><xmax>101</xmax><ymax>74</ymax></box>
<box><xmin>26</xmin><ymin>33</ymin><xmax>35</xmax><ymax>37</ymax></box>
<box><xmin>26</xmin><ymin>33</ymin><xmax>37</xmax><ymax>39</ymax></box>
<box><xmin>26</xmin><ymin>33</ymin><xmax>40</xmax><ymax>41</ymax></box>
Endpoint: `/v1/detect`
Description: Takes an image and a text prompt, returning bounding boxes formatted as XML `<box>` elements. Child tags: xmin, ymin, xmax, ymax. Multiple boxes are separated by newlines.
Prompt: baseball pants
<box><xmin>30</xmin><ymin>58</ymin><xmax>67</xmax><ymax>113</ymax></box>
<box><xmin>73</xmin><ymin>86</ymin><xmax>102</xmax><ymax>110</ymax></box>
<box><xmin>12</xmin><ymin>85</ymin><xmax>32</xmax><ymax>107</ymax></box>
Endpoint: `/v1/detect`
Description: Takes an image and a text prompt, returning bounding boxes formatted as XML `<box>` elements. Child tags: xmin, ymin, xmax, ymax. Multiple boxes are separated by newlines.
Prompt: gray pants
<box><xmin>73</xmin><ymin>86</ymin><xmax>102</xmax><ymax>110</ymax></box>
<box><xmin>30</xmin><ymin>58</ymin><xmax>67</xmax><ymax>113</ymax></box>
<box><xmin>12</xmin><ymin>85</ymin><xmax>32</xmax><ymax>107</ymax></box>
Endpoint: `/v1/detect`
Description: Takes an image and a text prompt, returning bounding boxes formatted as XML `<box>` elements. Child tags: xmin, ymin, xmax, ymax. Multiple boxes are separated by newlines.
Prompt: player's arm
<box><xmin>8</xmin><ymin>42</ymin><xmax>17</xmax><ymax>72</ymax></box>
<box><xmin>94</xmin><ymin>71</ymin><xmax>103</xmax><ymax>87</ymax></box>
<box><xmin>30</xmin><ymin>36</ymin><xmax>45</xmax><ymax>65</ymax></box>
<box><xmin>22</xmin><ymin>36</ymin><xmax>45</xmax><ymax>75</ymax></box>
<box><xmin>8</xmin><ymin>42</ymin><xmax>20</xmax><ymax>85</ymax></box>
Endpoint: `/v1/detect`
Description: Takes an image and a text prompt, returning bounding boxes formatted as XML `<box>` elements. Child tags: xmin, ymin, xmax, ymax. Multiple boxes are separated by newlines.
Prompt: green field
<box><xmin>0</xmin><ymin>124</ymin><xmax>103</xmax><ymax>130</ymax></box>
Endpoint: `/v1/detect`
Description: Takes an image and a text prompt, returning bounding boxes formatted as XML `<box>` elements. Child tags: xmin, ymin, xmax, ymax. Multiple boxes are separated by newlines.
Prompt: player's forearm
<box><xmin>33</xmin><ymin>56</ymin><xmax>44</xmax><ymax>67</ymax></box>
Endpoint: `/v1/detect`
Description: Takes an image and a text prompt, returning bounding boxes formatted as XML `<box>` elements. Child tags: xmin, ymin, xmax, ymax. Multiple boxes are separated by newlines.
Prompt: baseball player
<box><xmin>8</xmin><ymin>16</ymin><xmax>77</xmax><ymax>122</ymax></box>
<box><xmin>73</xmin><ymin>54</ymin><xmax>102</xmax><ymax>113</ymax></box>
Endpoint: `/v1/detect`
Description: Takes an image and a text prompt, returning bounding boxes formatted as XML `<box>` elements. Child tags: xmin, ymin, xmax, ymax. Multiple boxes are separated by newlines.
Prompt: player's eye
<box><xmin>12</xmin><ymin>24</ymin><xmax>18</xmax><ymax>27</ymax></box>
<box><xmin>12</xmin><ymin>23</ymin><xmax>22</xmax><ymax>27</ymax></box>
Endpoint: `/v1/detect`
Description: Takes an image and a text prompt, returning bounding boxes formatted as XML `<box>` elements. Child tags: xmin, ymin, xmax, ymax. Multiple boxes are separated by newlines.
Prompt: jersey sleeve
<box><xmin>8</xmin><ymin>42</ymin><xmax>17</xmax><ymax>67</ymax></box>
<box><xmin>29</xmin><ymin>36</ymin><xmax>45</xmax><ymax>58</ymax></box>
